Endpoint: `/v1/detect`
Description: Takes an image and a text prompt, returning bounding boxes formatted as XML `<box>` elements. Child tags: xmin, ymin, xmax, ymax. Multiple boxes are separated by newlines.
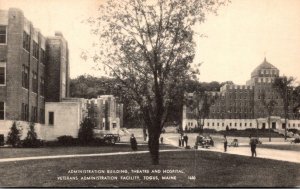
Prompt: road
<box><xmin>162</xmin><ymin>133</ymin><xmax>300</xmax><ymax>164</ymax></box>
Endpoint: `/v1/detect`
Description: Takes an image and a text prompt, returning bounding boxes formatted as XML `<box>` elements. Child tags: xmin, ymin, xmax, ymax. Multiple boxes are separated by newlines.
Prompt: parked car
<box><xmin>229</xmin><ymin>139</ymin><xmax>239</xmax><ymax>147</ymax></box>
<box><xmin>195</xmin><ymin>135</ymin><xmax>214</xmax><ymax>149</ymax></box>
<box><xmin>291</xmin><ymin>138</ymin><xmax>300</xmax><ymax>144</ymax></box>
<box><xmin>93</xmin><ymin>130</ymin><xmax>120</xmax><ymax>145</ymax></box>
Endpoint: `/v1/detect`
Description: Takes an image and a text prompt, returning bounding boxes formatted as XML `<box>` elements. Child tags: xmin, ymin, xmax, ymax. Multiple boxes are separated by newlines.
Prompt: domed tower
<box><xmin>247</xmin><ymin>57</ymin><xmax>279</xmax><ymax>86</ymax></box>
<box><xmin>251</xmin><ymin>58</ymin><xmax>283</xmax><ymax>129</ymax></box>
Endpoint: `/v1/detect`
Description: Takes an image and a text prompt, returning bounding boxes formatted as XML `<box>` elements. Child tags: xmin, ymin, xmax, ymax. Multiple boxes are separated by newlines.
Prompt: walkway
<box><xmin>0</xmin><ymin>149</ymin><xmax>183</xmax><ymax>163</ymax></box>
<box><xmin>164</xmin><ymin>134</ymin><xmax>300</xmax><ymax>164</ymax></box>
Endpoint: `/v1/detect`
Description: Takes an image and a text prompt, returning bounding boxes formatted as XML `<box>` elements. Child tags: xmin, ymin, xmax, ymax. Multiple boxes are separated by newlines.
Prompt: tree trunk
<box><xmin>284</xmin><ymin>117</ymin><xmax>287</xmax><ymax>141</ymax></box>
<box><xmin>148</xmin><ymin>127</ymin><xmax>160</xmax><ymax>165</ymax></box>
<box><xmin>256</xmin><ymin>119</ymin><xmax>259</xmax><ymax>138</ymax></box>
<box><xmin>268</xmin><ymin>116</ymin><xmax>271</xmax><ymax>142</ymax></box>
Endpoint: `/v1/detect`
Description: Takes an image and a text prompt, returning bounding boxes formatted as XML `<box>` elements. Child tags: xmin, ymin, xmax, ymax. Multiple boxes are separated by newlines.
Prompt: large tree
<box><xmin>273</xmin><ymin>76</ymin><xmax>295</xmax><ymax>140</ymax></box>
<box><xmin>260</xmin><ymin>90</ymin><xmax>277</xmax><ymax>142</ymax></box>
<box><xmin>85</xmin><ymin>0</ymin><xmax>227</xmax><ymax>164</ymax></box>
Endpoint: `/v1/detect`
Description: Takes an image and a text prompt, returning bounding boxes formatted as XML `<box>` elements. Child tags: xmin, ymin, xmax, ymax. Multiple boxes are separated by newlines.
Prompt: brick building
<box><xmin>0</xmin><ymin>8</ymin><xmax>69</xmax><ymax>124</ymax></box>
<box><xmin>183</xmin><ymin>58</ymin><xmax>300</xmax><ymax>131</ymax></box>
<box><xmin>88</xmin><ymin>95</ymin><xmax>123</xmax><ymax>131</ymax></box>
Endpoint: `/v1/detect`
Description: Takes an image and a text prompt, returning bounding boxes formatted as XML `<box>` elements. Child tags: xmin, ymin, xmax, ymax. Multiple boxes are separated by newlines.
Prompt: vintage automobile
<box><xmin>93</xmin><ymin>130</ymin><xmax>120</xmax><ymax>145</ymax></box>
<box><xmin>228</xmin><ymin>139</ymin><xmax>239</xmax><ymax>147</ymax></box>
<box><xmin>194</xmin><ymin>135</ymin><xmax>214</xmax><ymax>149</ymax></box>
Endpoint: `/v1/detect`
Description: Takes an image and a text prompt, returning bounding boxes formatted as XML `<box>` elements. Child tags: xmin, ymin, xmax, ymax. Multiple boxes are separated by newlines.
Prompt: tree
<box><xmin>85</xmin><ymin>0</ymin><xmax>227</xmax><ymax>164</ymax></box>
<box><xmin>273</xmin><ymin>76</ymin><xmax>295</xmax><ymax>140</ymax></box>
<box><xmin>260</xmin><ymin>90</ymin><xmax>277</xmax><ymax>142</ymax></box>
<box><xmin>78</xmin><ymin>117</ymin><xmax>95</xmax><ymax>145</ymax></box>
<box><xmin>6</xmin><ymin>122</ymin><xmax>21</xmax><ymax>147</ymax></box>
<box><xmin>185</xmin><ymin>91</ymin><xmax>217</xmax><ymax>133</ymax></box>
<box><xmin>23</xmin><ymin>122</ymin><xmax>40</xmax><ymax>147</ymax></box>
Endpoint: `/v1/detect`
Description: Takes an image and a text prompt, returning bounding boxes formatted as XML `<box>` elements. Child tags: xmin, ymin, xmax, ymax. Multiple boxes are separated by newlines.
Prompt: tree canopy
<box><xmin>84</xmin><ymin>0</ymin><xmax>228</xmax><ymax>164</ymax></box>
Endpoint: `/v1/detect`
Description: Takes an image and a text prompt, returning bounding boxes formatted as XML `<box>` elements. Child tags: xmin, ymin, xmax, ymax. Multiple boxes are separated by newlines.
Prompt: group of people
<box><xmin>131</xmin><ymin>132</ymin><xmax>258</xmax><ymax>157</ymax></box>
<box><xmin>178</xmin><ymin>133</ymin><xmax>189</xmax><ymax>147</ymax></box>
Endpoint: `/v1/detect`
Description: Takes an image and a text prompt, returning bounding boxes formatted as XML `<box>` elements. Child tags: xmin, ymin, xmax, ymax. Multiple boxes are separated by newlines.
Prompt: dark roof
<box><xmin>251</xmin><ymin>57</ymin><xmax>278</xmax><ymax>77</ymax></box>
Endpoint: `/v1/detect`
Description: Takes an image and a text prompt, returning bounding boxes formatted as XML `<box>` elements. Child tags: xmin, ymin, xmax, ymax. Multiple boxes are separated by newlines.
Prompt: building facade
<box><xmin>88</xmin><ymin>95</ymin><xmax>123</xmax><ymax>131</ymax></box>
<box><xmin>0</xmin><ymin>8</ymin><xmax>69</xmax><ymax>124</ymax></box>
<box><xmin>183</xmin><ymin>58</ymin><xmax>300</xmax><ymax>131</ymax></box>
<box><xmin>0</xmin><ymin>8</ymin><xmax>72</xmax><ymax>141</ymax></box>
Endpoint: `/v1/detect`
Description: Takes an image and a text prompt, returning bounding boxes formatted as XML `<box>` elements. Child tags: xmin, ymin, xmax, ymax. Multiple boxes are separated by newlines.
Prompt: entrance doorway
<box><xmin>272</xmin><ymin>122</ymin><xmax>276</xmax><ymax>129</ymax></box>
<box><xmin>262</xmin><ymin>123</ymin><xmax>266</xmax><ymax>129</ymax></box>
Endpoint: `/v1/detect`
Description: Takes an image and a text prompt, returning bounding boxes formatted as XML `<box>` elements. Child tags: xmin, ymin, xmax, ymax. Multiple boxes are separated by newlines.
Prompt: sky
<box><xmin>0</xmin><ymin>0</ymin><xmax>299</xmax><ymax>85</ymax></box>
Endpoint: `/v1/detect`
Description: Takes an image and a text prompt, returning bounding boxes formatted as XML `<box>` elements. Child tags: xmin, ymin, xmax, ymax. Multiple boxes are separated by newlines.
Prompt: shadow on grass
<box><xmin>0</xmin><ymin>150</ymin><xmax>299</xmax><ymax>187</ymax></box>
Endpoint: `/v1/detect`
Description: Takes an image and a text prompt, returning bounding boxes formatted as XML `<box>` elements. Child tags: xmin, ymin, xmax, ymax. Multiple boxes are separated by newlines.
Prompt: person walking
<box><xmin>178</xmin><ymin>135</ymin><xmax>182</xmax><ymax>147</ymax></box>
<box><xmin>130</xmin><ymin>134</ymin><xmax>138</xmax><ymax>151</ymax></box>
<box><xmin>223</xmin><ymin>135</ymin><xmax>228</xmax><ymax>152</ymax></box>
<box><xmin>184</xmin><ymin>134</ymin><xmax>188</xmax><ymax>147</ymax></box>
<box><xmin>181</xmin><ymin>134</ymin><xmax>184</xmax><ymax>147</ymax></box>
<box><xmin>250</xmin><ymin>136</ymin><xmax>257</xmax><ymax>157</ymax></box>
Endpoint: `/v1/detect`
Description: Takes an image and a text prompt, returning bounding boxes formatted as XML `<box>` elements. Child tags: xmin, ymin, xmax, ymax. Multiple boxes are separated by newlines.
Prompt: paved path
<box><xmin>0</xmin><ymin>149</ymin><xmax>184</xmax><ymax>163</ymax></box>
<box><xmin>163</xmin><ymin>133</ymin><xmax>300</xmax><ymax>164</ymax></box>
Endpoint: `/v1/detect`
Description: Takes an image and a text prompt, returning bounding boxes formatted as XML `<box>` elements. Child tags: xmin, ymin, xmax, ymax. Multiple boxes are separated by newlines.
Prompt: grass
<box><xmin>259</xmin><ymin>144</ymin><xmax>300</xmax><ymax>151</ymax></box>
<box><xmin>0</xmin><ymin>150</ymin><xmax>299</xmax><ymax>187</ymax></box>
<box><xmin>0</xmin><ymin>143</ymin><xmax>176</xmax><ymax>159</ymax></box>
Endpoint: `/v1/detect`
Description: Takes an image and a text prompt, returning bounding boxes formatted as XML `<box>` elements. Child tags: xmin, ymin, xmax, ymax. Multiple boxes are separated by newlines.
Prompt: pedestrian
<box><xmin>181</xmin><ymin>133</ymin><xmax>184</xmax><ymax>147</ymax></box>
<box><xmin>184</xmin><ymin>134</ymin><xmax>188</xmax><ymax>147</ymax></box>
<box><xmin>160</xmin><ymin>137</ymin><xmax>163</xmax><ymax>144</ymax></box>
<box><xmin>130</xmin><ymin>134</ymin><xmax>138</xmax><ymax>151</ymax></box>
<box><xmin>178</xmin><ymin>135</ymin><xmax>182</xmax><ymax>147</ymax></box>
<box><xmin>250</xmin><ymin>136</ymin><xmax>257</xmax><ymax>157</ymax></box>
<box><xmin>223</xmin><ymin>135</ymin><xmax>228</xmax><ymax>152</ymax></box>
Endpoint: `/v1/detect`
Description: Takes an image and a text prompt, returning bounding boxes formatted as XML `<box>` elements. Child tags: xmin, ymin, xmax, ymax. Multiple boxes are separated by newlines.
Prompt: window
<box><xmin>235</xmin><ymin>123</ymin><xmax>237</xmax><ymax>127</ymax></box>
<box><xmin>22</xmin><ymin>65</ymin><xmax>29</xmax><ymax>89</ymax></box>
<box><xmin>40</xmin><ymin>108</ymin><xmax>45</xmax><ymax>124</ymax></box>
<box><xmin>217</xmin><ymin>122</ymin><xmax>219</xmax><ymax>126</ymax></box>
<box><xmin>245</xmin><ymin>123</ymin><xmax>247</xmax><ymax>126</ymax></box>
<box><xmin>33</xmin><ymin>41</ymin><xmax>39</xmax><ymax>59</ymax></box>
<box><xmin>41</xmin><ymin>49</ymin><xmax>46</xmax><ymax>64</ymax></box>
<box><xmin>32</xmin><ymin>72</ymin><xmax>38</xmax><ymax>93</ymax></box>
<box><xmin>31</xmin><ymin>106</ymin><xmax>37</xmax><ymax>122</ymax></box>
<box><xmin>49</xmin><ymin>112</ymin><xmax>54</xmax><ymax>125</ymax></box>
<box><xmin>250</xmin><ymin>123</ymin><xmax>252</xmax><ymax>127</ymax></box>
<box><xmin>0</xmin><ymin>102</ymin><xmax>4</xmax><ymax>120</ymax></box>
<box><xmin>230</xmin><ymin>123</ymin><xmax>232</xmax><ymax>126</ymax></box>
<box><xmin>212</xmin><ymin>122</ymin><xmax>214</xmax><ymax>126</ymax></box>
<box><xmin>23</xmin><ymin>31</ymin><xmax>30</xmax><ymax>51</ymax></box>
<box><xmin>21</xmin><ymin>103</ymin><xmax>29</xmax><ymax>121</ymax></box>
<box><xmin>40</xmin><ymin>77</ymin><xmax>44</xmax><ymax>96</ymax></box>
<box><xmin>0</xmin><ymin>66</ymin><xmax>5</xmax><ymax>85</ymax></box>
<box><xmin>0</xmin><ymin>26</ymin><xmax>6</xmax><ymax>44</ymax></box>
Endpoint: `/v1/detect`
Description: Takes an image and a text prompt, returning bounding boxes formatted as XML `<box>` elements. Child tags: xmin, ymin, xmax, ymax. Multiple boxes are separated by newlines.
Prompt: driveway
<box><xmin>162</xmin><ymin>133</ymin><xmax>300</xmax><ymax>164</ymax></box>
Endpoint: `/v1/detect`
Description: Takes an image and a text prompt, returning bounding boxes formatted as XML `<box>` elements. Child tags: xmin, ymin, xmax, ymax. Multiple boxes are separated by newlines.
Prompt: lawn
<box><xmin>0</xmin><ymin>143</ymin><xmax>176</xmax><ymax>159</ymax></box>
<box><xmin>0</xmin><ymin>150</ymin><xmax>299</xmax><ymax>187</ymax></box>
<box><xmin>259</xmin><ymin>144</ymin><xmax>300</xmax><ymax>151</ymax></box>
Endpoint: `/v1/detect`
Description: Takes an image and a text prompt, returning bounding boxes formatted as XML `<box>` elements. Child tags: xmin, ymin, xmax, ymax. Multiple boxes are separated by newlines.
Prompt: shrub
<box><xmin>288</xmin><ymin>129</ymin><xmax>299</xmax><ymax>135</ymax></box>
<box><xmin>6</xmin><ymin>122</ymin><xmax>21</xmax><ymax>147</ymax></box>
<box><xmin>22</xmin><ymin>122</ymin><xmax>42</xmax><ymax>148</ymax></box>
<box><xmin>294</xmin><ymin>138</ymin><xmax>300</xmax><ymax>143</ymax></box>
<box><xmin>78</xmin><ymin>117</ymin><xmax>95</xmax><ymax>145</ymax></box>
<box><xmin>57</xmin><ymin>135</ymin><xmax>77</xmax><ymax>146</ymax></box>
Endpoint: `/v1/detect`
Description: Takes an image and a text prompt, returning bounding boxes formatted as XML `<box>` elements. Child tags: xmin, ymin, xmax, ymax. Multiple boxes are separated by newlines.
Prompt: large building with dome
<box><xmin>182</xmin><ymin>58</ymin><xmax>300</xmax><ymax>131</ymax></box>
